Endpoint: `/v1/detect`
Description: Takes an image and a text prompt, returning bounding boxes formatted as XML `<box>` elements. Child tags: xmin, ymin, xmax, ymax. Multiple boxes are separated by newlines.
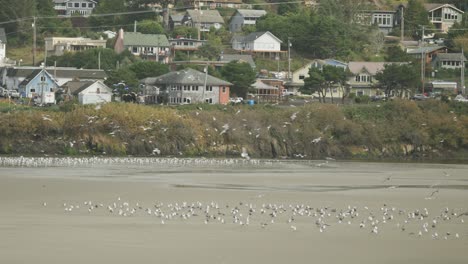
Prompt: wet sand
<box><xmin>0</xmin><ymin>160</ymin><xmax>467</xmax><ymax>264</ymax></box>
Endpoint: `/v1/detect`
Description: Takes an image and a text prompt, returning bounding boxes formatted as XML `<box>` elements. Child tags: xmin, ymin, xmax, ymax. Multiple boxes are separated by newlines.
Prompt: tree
<box><xmin>128</xmin><ymin>61</ymin><xmax>169</xmax><ymax>80</ymax></box>
<box><xmin>318</xmin><ymin>0</ymin><xmax>371</xmax><ymax>24</ymax></box>
<box><xmin>219</xmin><ymin>61</ymin><xmax>256</xmax><ymax>98</ymax></box>
<box><xmin>385</xmin><ymin>46</ymin><xmax>414</xmax><ymax>62</ymax></box>
<box><xmin>302</xmin><ymin>65</ymin><xmax>347</xmax><ymax>103</ymax></box>
<box><xmin>404</xmin><ymin>0</ymin><xmax>432</xmax><ymax>38</ymax></box>
<box><xmin>105</xmin><ymin>67</ymin><xmax>139</xmax><ymax>93</ymax></box>
<box><xmin>137</xmin><ymin>20</ymin><xmax>165</xmax><ymax>34</ymax></box>
<box><xmin>197</xmin><ymin>38</ymin><xmax>222</xmax><ymax>60</ymax></box>
<box><xmin>375</xmin><ymin>63</ymin><xmax>418</xmax><ymax>98</ymax></box>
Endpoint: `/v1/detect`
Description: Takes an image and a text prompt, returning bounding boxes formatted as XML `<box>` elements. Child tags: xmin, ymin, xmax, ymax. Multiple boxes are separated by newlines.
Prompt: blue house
<box><xmin>18</xmin><ymin>68</ymin><xmax>59</xmax><ymax>99</ymax></box>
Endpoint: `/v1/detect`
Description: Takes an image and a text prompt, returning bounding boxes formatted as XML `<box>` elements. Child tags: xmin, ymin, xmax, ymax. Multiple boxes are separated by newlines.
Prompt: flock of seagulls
<box><xmin>50</xmin><ymin>197</ymin><xmax>466</xmax><ymax>240</ymax></box>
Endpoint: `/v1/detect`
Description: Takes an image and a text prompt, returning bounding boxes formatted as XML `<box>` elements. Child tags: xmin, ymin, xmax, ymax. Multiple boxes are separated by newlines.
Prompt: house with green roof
<box><xmin>140</xmin><ymin>68</ymin><xmax>232</xmax><ymax>105</ymax></box>
<box><xmin>114</xmin><ymin>29</ymin><xmax>171</xmax><ymax>63</ymax></box>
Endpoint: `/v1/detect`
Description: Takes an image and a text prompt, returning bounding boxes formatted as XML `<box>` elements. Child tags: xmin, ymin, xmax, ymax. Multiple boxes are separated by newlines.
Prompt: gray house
<box><xmin>140</xmin><ymin>68</ymin><xmax>232</xmax><ymax>105</ymax></box>
<box><xmin>229</xmin><ymin>9</ymin><xmax>267</xmax><ymax>32</ymax></box>
<box><xmin>182</xmin><ymin>10</ymin><xmax>225</xmax><ymax>32</ymax></box>
<box><xmin>114</xmin><ymin>29</ymin><xmax>170</xmax><ymax>63</ymax></box>
<box><xmin>432</xmin><ymin>53</ymin><xmax>467</xmax><ymax>69</ymax></box>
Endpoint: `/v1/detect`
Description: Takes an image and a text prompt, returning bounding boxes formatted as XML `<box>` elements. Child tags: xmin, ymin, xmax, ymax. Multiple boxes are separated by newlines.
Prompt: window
<box><xmin>75</xmin><ymin>3</ymin><xmax>79</xmax><ymax>7</ymax></box>
<box><xmin>183</xmin><ymin>85</ymin><xmax>189</xmax><ymax>91</ymax></box>
<box><xmin>183</xmin><ymin>97</ymin><xmax>191</xmax><ymax>103</ymax></box>
<box><xmin>132</xmin><ymin>47</ymin><xmax>138</xmax><ymax>53</ymax></box>
<box><xmin>30</xmin><ymin>88</ymin><xmax>36</xmax><ymax>93</ymax></box>
<box><xmin>192</xmin><ymin>86</ymin><xmax>199</xmax><ymax>91</ymax></box>
<box><xmin>97</xmin><ymin>88</ymin><xmax>100</xmax><ymax>94</ymax></box>
<box><xmin>82</xmin><ymin>3</ymin><xmax>87</xmax><ymax>7</ymax></box>
<box><xmin>88</xmin><ymin>3</ymin><xmax>93</xmax><ymax>8</ymax></box>
<box><xmin>222</xmin><ymin>87</ymin><xmax>226</xmax><ymax>93</ymax></box>
<box><xmin>299</xmin><ymin>74</ymin><xmax>305</xmax><ymax>80</ymax></box>
<box><xmin>206</xmin><ymin>86</ymin><xmax>212</xmax><ymax>91</ymax></box>
<box><xmin>40</xmin><ymin>76</ymin><xmax>46</xmax><ymax>82</ymax></box>
<box><xmin>205</xmin><ymin>98</ymin><xmax>213</xmax><ymax>103</ymax></box>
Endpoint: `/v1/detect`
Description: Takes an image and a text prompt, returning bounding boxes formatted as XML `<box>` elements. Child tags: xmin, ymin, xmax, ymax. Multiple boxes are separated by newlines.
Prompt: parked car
<box><xmin>454</xmin><ymin>94</ymin><xmax>468</xmax><ymax>103</ymax></box>
<box><xmin>371</xmin><ymin>94</ymin><xmax>387</xmax><ymax>101</ymax></box>
<box><xmin>229</xmin><ymin>97</ymin><xmax>243</xmax><ymax>104</ymax></box>
<box><xmin>8</xmin><ymin>89</ymin><xmax>20</xmax><ymax>98</ymax></box>
<box><xmin>411</xmin><ymin>94</ymin><xmax>428</xmax><ymax>101</ymax></box>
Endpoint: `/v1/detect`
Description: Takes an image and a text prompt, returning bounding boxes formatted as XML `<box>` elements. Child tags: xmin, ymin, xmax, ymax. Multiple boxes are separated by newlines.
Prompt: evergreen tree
<box><xmin>404</xmin><ymin>0</ymin><xmax>432</xmax><ymax>38</ymax></box>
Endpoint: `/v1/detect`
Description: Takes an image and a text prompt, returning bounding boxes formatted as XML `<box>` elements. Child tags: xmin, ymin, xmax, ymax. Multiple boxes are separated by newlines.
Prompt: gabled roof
<box><xmin>5</xmin><ymin>67</ymin><xmax>107</xmax><ymax>79</ymax></box>
<box><xmin>0</xmin><ymin>28</ymin><xmax>6</xmax><ymax>43</ymax></box>
<box><xmin>434</xmin><ymin>53</ymin><xmax>467</xmax><ymax>61</ymax></box>
<box><xmin>54</xmin><ymin>0</ymin><xmax>97</xmax><ymax>3</ymax></box>
<box><xmin>170</xmin><ymin>14</ymin><xmax>184</xmax><ymax>23</ymax></box>
<box><xmin>424</xmin><ymin>3</ymin><xmax>464</xmax><ymax>14</ymax></box>
<box><xmin>19</xmin><ymin>69</ymin><xmax>57</xmax><ymax>87</ymax></box>
<box><xmin>347</xmin><ymin>62</ymin><xmax>388</xmax><ymax>75</ymax></box>
<box><xmin>252</xmin><ymin>79</ymin><xmax>278</xmax><ymax>90</ymax></box>
<box><xmin>407</xmin><ymin>46</ymin><xmax>446</xmax><ymax>54</ymax></box>
<box><xmin>186</xmin><ymin>10</ymin><xmax>224</xmax><ymax>24</ymax></box>
<box><xmin>219</xmin><ymin>54</ymin><xmax>256</xmax><ymax>68</ymax></box>
<box><xmin>236</xmin><ymin>9</ymin><xmax>267</xmax><ymax>18</ymax></box>
<box><xmin>241</xmin><ymin>31</ymin><xmax>283</xmax><ymax>43</ymax></box>
<box><xmin>62</xmin><ymin>80</ymin><xmax>95</xmax><ymax>95</ymax></box>
<box><xmin>141</xmin><ymin>68</ymin><xmax>232</xmax><ymax>86</ymax></box>
<box><xmin>123</xmin><ymin>32</ymin><xmax>169</xmax><ymax>47</ymax></box>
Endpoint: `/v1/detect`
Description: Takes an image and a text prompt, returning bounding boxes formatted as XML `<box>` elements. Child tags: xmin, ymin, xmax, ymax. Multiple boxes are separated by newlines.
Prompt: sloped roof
<box><xmin>434</xmin><ymin>53</ymin><xmax>467</xmax><ymax>61</ymax></box>
<box><xmin>219</xmin><ymin>54</ymin><xmax>256</xmax><ymax>68</ymax></box>
<box><xmin>123</xmin><ymin>32</ymin><xmax>169</xmax><ymax>47</ymax></box>
<box><xmin>6</xmin><ymin>67</ymin><xmax>107</xmax><ymax>79</ymax></box>
<box><xmin>141</xmin><ymin>68</ymin><xmax>232</xmax><ymax>86</ymax></box>
<box><xmin>170</xmin><ymin>14</ymin><xmax>184</xmax><ymax>22</ymax></box>
<box><xmin>186</xmin><ymin>10</ymin><xmax>224</xmax><ymax>24</ymax></box>
<box><xmin>237</xmin><ymin>9</ymin><xmax>267</xmax><ymax>18</ymax></box>
<box><xmin>0</xmin><ymin>28</ymin><xmax>6</xmax><ymax>43</ymax></box>
<box><xmin>407</xmin><ymin>46</ymin><xmax>446</xmax><ymax>54</ymax></box>
<box><xmin>62</xmin><ymin>80</ymin><xmax>95</xmax><ymax>95</ymax></box>
<box><xmin>424</xmin><ymin>3</ymin><xmax>463</xmax><ymax>13</ymax></box>
<box><xmin>347</xmin><ymin>62</ymin><xmax>388</xmax><ymax>75</ymax></box>
<box><xmin>19</xmin><ymin>69</ymin><xmax>57</xmax><ymax>87</ymax></box>
<box><xmin>242</xmin><ymin>31</ymin><xmax>282</xmax><ymax>43</ymax></box>
<box><xmin>252</xmin><ymin>79</ymin><xmax>278</xmax><ymax>90</ymax></box>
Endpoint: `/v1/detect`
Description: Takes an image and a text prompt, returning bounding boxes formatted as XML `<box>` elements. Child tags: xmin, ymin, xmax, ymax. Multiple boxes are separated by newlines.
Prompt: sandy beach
<box><xmin>0</xmin><ymin>159</ymin><xmax>467</xmax><ymax>264</ymax></box>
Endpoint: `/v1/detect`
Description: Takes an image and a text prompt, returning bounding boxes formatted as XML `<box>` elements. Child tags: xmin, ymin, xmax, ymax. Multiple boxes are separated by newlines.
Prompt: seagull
<box><xmin>152</xmin><ymin>148</ymin><xmax>161</xmax><ymax>155</ymax></box>
<box><xmin>383</xmin><ymin>175</ymin><xmax>392</xmax><ymax>183</ymax></box>
<box><xmin>42</xmin><ymin>115</ymin><xmax>52</xmax><ymax>121</ymax></box>
<box><xmin>241</xmin><ymin>148</ymin><xmax>250</xmax><ymax>160</ymax></box>
<box><xmin>290</xmin><ymin>112</ymin><xmax>298</xmax><ymax>121</ymax></box>
<box><xmin>425</xmin><ymin>189</ymin><xmax>439</xmax><ymax>200</ymax></box>
<box><xmin>311</xmin><ymin>137</ymin><xmax>322</xmax><ymax>144</ymax></box>
<box><xmin>443</xmin><ymin>171</ymin><xmax>450</xmax><ymax>177</ymax></box>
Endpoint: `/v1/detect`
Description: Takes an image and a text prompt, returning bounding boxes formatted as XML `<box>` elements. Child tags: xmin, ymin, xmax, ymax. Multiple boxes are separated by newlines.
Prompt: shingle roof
<box><xmin>6</xmin><ymin>67</ymin><xmax>107</xmax><ymax>79</ymax></box>
<box><xmin>252</xmin><ymin>79</ymin><xmax>278</xmax><ymax>90</ymax></box>
<box><xmin>141</xmin><ymin>68</ymin><xmax>232</xmax><ymax>86</ymax></box>
<box><xmin>0</xmin><ymin>28</ymin><xmax>6</xmax><ymax>43</ymax></box>
<box><xmin>241</xmin><ymin>31</ymin><xmax>282</xmax><ymax>43</ymax></box>
<box><xmin>219</xmin><ymin>54</ymin><xmax>256</xmax><ymax>68</ymax></box>
<box><xmin>237</xmin><ymin>9</ymin><xmax>267</xmax><ymax>18</ymax></box>
<box><xmin>19</xmin><ymin>69</ymin><xmax>42</xmax><ymax>86</ymax></box>
<box><xmin>407</xmin><ymin>46</ymin><xmax>446</xmax><ymax>54</ymax></box>
<box><xmin>123</xmin><ymin>32</ymin><xmax>169</xmax><ymax>47</ymax></box>
<box><xmin>424</xmin><ymin>3</ymin><xmax>463</xmax><ymax>13</ymax></box>
<box><xmin>435</xmin><ymin>53</ymin><xmax>467</xmax><ymax>61</ymax></box>
<box><xmin>347</xmin><ymin>62</ymin><xmax>388</xmax><ymax>75</ymax></box>
<box><xmin>62</xmin><ymin>80</ymin><xmax>95</xmax><ymax>95</ymax></box>
<box><xmin>186</xmin><ymin>10</ymin><xmax>224</xmax><ymax>24</ymax></box>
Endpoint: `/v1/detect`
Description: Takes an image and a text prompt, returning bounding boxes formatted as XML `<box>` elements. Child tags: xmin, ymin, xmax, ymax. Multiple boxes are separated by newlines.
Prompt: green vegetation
<box><xmin>0</xmin><ymin>99</ymin><xmax>467</xmax><ymax>162</ymax></box>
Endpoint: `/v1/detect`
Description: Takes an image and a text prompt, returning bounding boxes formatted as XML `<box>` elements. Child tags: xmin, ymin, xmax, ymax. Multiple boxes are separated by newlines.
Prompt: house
<box><xmin>431</xmin><ymin>53</ymin><xmax>467</xmax><ymax>69</ymax></box>
<box><xmin>182</xmin><ymin>0</ymin><xmax>244</xmax><ymax>9</ymax></box>
<box><xmin>429</xmin><ymin>80</ymin><xmax>458</xmax><ymax>95</ymax></box>
<box><xmin>251</xmin><ymin>79</ymin><xmax>280</xmax><ymax>103</ymax></box>
<box><xmin>61</xmin><ymin>80</ymin><xmax>113</xmax><ymax>105</ymax></box>
<box><xmin>425</xmin><ymin>3</ymin><xmax>464</xmax><ymax>33</ymax></box>
<box><xmin>347</xmin><ymin>62</ymin><xmax>389</xmax><ymax>96</ymax></box>
<box><xmin>169</xmin><ymin>14</ymin><xmax>184</xmax><ymax>30</ymax></box>
<box><xmin>53</xmin><ymin>0</ymin><xmax>97</xmax><ymax>17</ymax></box>
<box><xmin>140</xmin><ymin>68</ymin><xmax>231</xmax><ymax>105</ymax></box>
<box><xmin>406</xmin><ymin>46</ymin><xmax>448</xmax><ymax>64</ymax></box>
<box><xmin>0</xmin><ymin>66</ymin><xmax>107</xmax><ymax>90</ymax></box>
<box><xmin>18</xmin><ymin>68</ymin><xmax>60</xmax><ymax>99</ymax></box>
<box><xmin>169</xmin><ymin>37</ymin><xmax>206</xmax><ymax>52</ymax></box>
<box><xmin>217</xmin><ymin>54</ymin><xmax>256</xmax><ymax>69</ymax></box>
<box><xmin>287</xmin><ymin>59</ymin><xmax>347</xmax><ymax>94</ymax></box>
<box><xmin>358</xmin><ymin>10</ymin><xmax>396</xmax><ymax>35</ymax></box>
<box><xmin>182</xmin><ymin>10</ymin><xmax>225</xmax><ymax>33</ymax></box>
<box><xmin>0</xmin><ymin>28</ymin><xmax>6</xmax><ymax>65</ymax></box>
<box><xmin>231</xmin><ymin>31</ymin><xmax>282</xmax><ymax>53</ymax></box>
<box><xmin>114</xmin><ymin>29</ymin><xmax>170</xmax><ymax>63</ymax></box>
<box><xmin>44</xmin><ymin>37</ymin><xmax>107</xmax><ymax>56</ymax></box>
<box><xmin>396</xmin><ymin>3</ymin><xmax>464</xmax><ymax>33</ymax></box>
<box><xmin>229</xmin><ymin>9</ymin><xmax>267</xmax><ymax>32</ymax></box>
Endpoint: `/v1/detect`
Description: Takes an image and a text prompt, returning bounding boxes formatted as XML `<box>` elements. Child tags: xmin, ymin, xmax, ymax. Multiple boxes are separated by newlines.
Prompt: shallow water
<box><xmin>0</xmin><ymin>159</ymin><xmax>467</xmax><ymax>264</ymax></box>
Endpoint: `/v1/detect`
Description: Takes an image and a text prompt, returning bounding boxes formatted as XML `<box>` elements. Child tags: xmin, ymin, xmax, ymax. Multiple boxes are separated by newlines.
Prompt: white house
<box><xmin>44</xmin><ymin>37</ymin><xmax>107</xmax><ymax>56</ymax></box>
<box><xmin>79</xmin><ymin>81</ymin><xmax>112</xmax><ymax>105</ymax></box>
<box><xmin>347</xmin><ymin>62</ymin><xmax>389</xmax><ymax>96</ymax></box>
<box><xmin>231</xmin><ymin>31</ymin><xmax>282</xmax><ymax>52</ymax></box>
<box><xmin>53</xmin><ymin>0</ymin><xmax>97</xmax><ymax>17</ymax></box>
<box><xmin>229</xmin><ymin>9</ymin><xmax>267</xmax><ymax>32</ymax></box>
<box><xmin>425</xmin><ymin>3</ymin><xmax>464</xmax><ymax>33</ymax></box>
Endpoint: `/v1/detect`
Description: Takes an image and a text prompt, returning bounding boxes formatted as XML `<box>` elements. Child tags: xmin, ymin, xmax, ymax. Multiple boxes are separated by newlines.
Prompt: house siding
<box><xmin>78</xmin><ymin>82</ymin><xmax>112</xmax><ymax>105</ymax></box>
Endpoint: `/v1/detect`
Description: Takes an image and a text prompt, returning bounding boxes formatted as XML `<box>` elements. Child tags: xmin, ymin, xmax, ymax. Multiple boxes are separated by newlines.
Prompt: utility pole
<box><xmin>288</xmin><ymin>38</ymin><xmax>291</xmax><ymax>80</ymax></box>
<box><xmin>462</xmin><ymin>48</ymin><xmax>465</xmax><ymax>95</ymax></box>
<box><xmin>197</xmin><ymin>1</ymin><xmax>201</xmax><ymax>41</ymax></box>
<box><xmin>420</xmin><ymin>26</ymin><xmax>425</xmax><ymax>94</ymax></box>
<box><xmin>202</xmin><ymin>63</ymin><xmax>208</xmax><ymax>102</ymax></box>
<box><xmin>32</xmin><ymin>16</ymin><xmax>36</xmax><ymax>66</ymax></box>
<box><xmin>98</xmin><ymin>51</ymin><xmax>101</xmax><ymax>70</ymax></box>
<box><xmin>400</xmin><ymin>6</ymin><xmax>404</xmax><ymax>41</ymax></box>
<box><xmin>134</xmin><ymin>20</ymin><xmax>137</xmax><ymax>32</ymax></box>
